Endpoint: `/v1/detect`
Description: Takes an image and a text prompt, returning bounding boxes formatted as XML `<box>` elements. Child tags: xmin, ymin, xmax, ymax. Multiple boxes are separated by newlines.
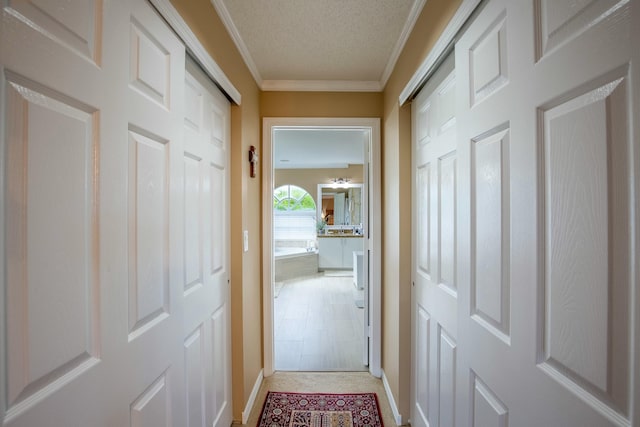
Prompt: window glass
<box><xmin>273</xmin><ymin>185</ymin><xmax>316</xmax><ymax>241</ymax></box>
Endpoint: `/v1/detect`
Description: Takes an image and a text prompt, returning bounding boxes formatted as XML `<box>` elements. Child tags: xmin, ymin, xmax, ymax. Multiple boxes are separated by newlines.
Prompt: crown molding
<box><xmin>379</xmin><ymin>0</ymin><xmax>427</xmax><ymax>88</ymax></box>
<box><xmin>261</xmin><ymin>79</ymin><xmax>383</xmax><ymax>92</ymax></box>
<box><xmin>149</xmin><ymin>0</ymin><xmax>241</xmax><ymax>104</ymax></box>
<box><xmin>275</xmin><ymin>163</ymin><xmax>350</xmax><ymax>170</ymax></box>
<box><xmin>399</xmin><ymin>0</ymin><xmax>482</xmax><ymax>105</ymax></box>
<box><xmin>210</xmin><ymin>0</ymin><xmax>264</xmax><ymax>87</ymax></box>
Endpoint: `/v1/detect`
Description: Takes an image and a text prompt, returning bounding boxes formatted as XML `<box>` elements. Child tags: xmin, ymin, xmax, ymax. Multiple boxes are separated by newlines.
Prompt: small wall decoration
<box><xmin>249</xmin><ymin>145</ymin><xmax>258</xmax><ymax>178</ymax></box>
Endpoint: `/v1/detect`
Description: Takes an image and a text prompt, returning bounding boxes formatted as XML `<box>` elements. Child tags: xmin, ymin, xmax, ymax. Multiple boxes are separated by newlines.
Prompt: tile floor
<box><xmin>274</xmin><ymin>272</ymin><xmax>367</xmax><ymax>371</ymax></box>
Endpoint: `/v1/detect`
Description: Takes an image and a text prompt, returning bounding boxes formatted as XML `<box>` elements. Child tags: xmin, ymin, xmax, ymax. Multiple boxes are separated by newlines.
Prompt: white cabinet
<box><xmin>353</xmin><ymin>251</ymin><xmax>364</xmax><ymax>289</ymax></box>
<box><xmin>318</xmin><ymin>236</ymin><xmax>363</xmax><ymax>269</ymax></box>
<box><xmin>318</xmin><ymin>237</ymin><xmax>343</xmax><ymax>269</ymax></box>
<box><xmin>342</xmin><ymin>237</ymin><xmax>362</xmax><ymax>268</ymax></box>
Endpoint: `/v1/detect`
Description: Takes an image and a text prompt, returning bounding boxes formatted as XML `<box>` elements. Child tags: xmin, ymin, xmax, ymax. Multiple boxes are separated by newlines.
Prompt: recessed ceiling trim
<box><xmin>379</xmin><ymin>0</ymin><xmax>427</xmax><ymax>88</ymax></box>
<box><xmin>210</xmin><ymin>0</ymin><xmax>264</xmax><ymax>87</ymax></box>
<box><xmin>262</xmin><ymin>79</ymin><xmax>383</xmax><ymax>92</ymax></box>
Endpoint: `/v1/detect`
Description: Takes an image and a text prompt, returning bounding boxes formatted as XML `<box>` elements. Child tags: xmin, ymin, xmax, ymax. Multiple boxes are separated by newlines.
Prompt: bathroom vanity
<box><xmin>317</xmin><ymin>234</ymin><xmax>363</xmax><ymax>269</ymax></box>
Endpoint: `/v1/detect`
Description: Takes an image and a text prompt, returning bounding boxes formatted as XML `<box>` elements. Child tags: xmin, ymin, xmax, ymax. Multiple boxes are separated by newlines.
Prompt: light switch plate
<box><xmin>243</xmin><ymin>230</ymin><xmax>249</xmax><ymax>252</ymax></box>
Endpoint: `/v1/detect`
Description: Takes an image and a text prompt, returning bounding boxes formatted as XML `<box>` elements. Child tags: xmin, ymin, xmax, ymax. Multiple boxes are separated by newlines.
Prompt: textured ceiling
<box><xmin>213</xmin><ymin>0</ymin><xmax>423</xmax><ymax>91</ymax></box>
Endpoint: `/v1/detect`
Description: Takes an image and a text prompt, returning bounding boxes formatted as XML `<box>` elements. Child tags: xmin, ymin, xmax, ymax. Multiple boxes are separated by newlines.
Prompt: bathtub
<box><xmin>274</xmin><ymin>247</ymin><xmax>319</xmax><ymax>282</ymax></box>
<box><xmin>274</xmin><ymin>247</ymin><xmax>308</xmax><ymax>257</ymax></box>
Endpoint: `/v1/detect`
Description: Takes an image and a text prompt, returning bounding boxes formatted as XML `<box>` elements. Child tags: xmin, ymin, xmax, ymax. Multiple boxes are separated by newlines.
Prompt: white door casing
<box><xmin>455</xmin><ymin>0</ymin><xmax>638</xmax><ymax>425</ymax></box>
<box><xmin>1</xmin><ymin>1</ymin><xmax>233</xmax><ymax>426</ymax></box>
<box><xmin>411</xmin><ymin>53</ymin><xmax>458</xmax><ymax>427</ymax></box>
<box><xmin>183</xmin><ymin>57</ymin><xmax>232</xmax><ymax>427</ymax></box>
<box><xmin>262</xmin><ymin>117</ymin><xmax>381</xmax><ymax>377</ymax></box>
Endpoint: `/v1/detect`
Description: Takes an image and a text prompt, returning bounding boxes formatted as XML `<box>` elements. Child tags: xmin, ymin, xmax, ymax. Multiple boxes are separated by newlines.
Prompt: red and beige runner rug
<box><xmin>257</xmin><ymin>392</ymin><xmax>384</xmax><ymax>427</ymax></box>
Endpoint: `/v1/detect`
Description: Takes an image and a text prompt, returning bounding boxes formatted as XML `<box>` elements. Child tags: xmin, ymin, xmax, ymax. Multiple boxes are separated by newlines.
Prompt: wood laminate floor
<box><xmin>274</xmin><ymin>272</ymin><xmax>367</xmax><ymax>371</ymax></box>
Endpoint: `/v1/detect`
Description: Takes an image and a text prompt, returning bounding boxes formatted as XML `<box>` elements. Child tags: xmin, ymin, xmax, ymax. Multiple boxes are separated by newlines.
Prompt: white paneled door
<box><xmin>413</xmin><ymin>0</ymin><xmax>639</xmax><ymax>426</ymax></box>
<box><xmin>183</xmin><ymin>57</ymin><xmax>232</xmax><ymax>427</ymax></box>
<box><xmin>0</xmin><ymin>1</ymin><xmax>231</xmax><ymax>426</ymax></box>
<box><xmin>411</xmin><ymin>53</ymin><xmax>458</xmax><ymax>427</ymax></box>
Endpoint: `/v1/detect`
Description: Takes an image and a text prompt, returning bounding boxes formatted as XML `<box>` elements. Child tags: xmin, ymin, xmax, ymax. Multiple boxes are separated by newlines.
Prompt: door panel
<box><xmin>538</xmin><ymin>67</ymin><xmax>631</xmax><ymax>419</ymax></box>
<box><xmin>414</xmin><ymin>307</ymin><xmax>430</xmax><ymax>426</ymax></box>
<box><xmin>184</xmin><ymin>326</ymin><xmax>206</xmax><ymax>427</ymax></box>
<box><xmin>438</xmin><ymin>152</ymin><xmax>456</xmax><ymax>292</ymax></box>
<box><xmin>184</xmin><ymin>153</ymin><xmax>204</xmax><ymax>294</ymax></box>
<box><xmin>1</xmin><ymin>0</ymin><xmax>119</xmax><ymax>424</ymax></box>
<box><xmin>210</xmin><ymin>163</ymin><xmax>226</xmax><ymax>275</ymax></box>
<box><xmin>437</xmin><ymin>327</ymin><xmax>456</xmax><ymax>427</ymax></box>
<box><xmin>1</xmin><ymin>0</ymin><xmax>231</xmax><ymax>425</ymax></box>
<box><xmin>412</xmin><ymin>52</ymin><xmax>457</xmax><ymax>427</ymax></box>
<box><xmin>471</xmin><ymin>127</ymin><xmax>510</xmax><ymax>341</ymax></box>
<box><xmin>183</xmin><ymin>57</ymin><xmax>232</xmax><ymax>427</ymax></box>
<box><xmin>127</xmin><ymin>129</ymin><xmax>171</xmax><ymax>338</ymax></box>
<box><xmin>130</xmin><ymin>373</ymin><xmax>171</xmax><ymax>427</ymax></box>
<box><xmin>123</xmin><ymin>3</ymin><xmax>185</xmax><ymax>426</ymax></box>
<box><xmin>455</xmin><ymin>0</ymin><xmax>637</xmax><ymax>425</ymax></box>
<box><xmin>6</xmin><ymin>0</ymin><xmax>102</xmax><ymax>63</ymax></box>
<box><xmin>4</xmin><ymin>71</ymin><xmax>101</xmax><ymax>415</ymax></box>
<box><xmin>470</xmin><ymin>373</ymin><xmax>508</xmax><ymax>427</ymax></box>
<box><xmin>211</xmin><ymin>306</ymin><xmax>230</xmax><ymax>425</ymax></box>
<box><xmin>455</xmin><ymin>0</ymin><xmax>518</xmax><ymax>423</ymax></box>
<box><xmin>412</xmin><ymin>0</ymin><xmax>637</xmax><ymax>425</ymax></box>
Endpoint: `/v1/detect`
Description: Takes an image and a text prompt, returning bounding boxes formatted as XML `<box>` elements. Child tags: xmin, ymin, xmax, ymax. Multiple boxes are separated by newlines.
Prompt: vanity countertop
<box><xmin>317</xmin><ymin>233</ymin><xmax>363</xmax><ymax>238</ymax></box>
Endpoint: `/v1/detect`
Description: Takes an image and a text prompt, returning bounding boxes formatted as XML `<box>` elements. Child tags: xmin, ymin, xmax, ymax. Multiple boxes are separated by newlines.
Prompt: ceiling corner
<box><xmin>379</xmin><ymin>0</ymin><xmax>427</xmax><ymax>88</ymax></box>
<box><xmin>210</xmin><ymin>0</ymin><xmax>263</xmax><ymax>87</ymax></box>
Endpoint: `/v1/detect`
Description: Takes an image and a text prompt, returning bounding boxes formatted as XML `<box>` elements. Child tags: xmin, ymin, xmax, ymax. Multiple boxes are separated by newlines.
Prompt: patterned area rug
<box><xmin>257</xmin><ymin>392</ymin><xmax>383</xmax><ymax>427</ymax></box>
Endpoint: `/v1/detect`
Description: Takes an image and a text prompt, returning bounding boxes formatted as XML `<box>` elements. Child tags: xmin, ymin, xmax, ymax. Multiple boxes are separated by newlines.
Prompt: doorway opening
<box><xmin>273</xmin><ymin>181</ymin><xmax>365</xmax><ymax>371</ymax></box>
<box><xmin>262</xmin><ymin>118</ymin><xmax>381</xmax><ymax>377</ymax></box>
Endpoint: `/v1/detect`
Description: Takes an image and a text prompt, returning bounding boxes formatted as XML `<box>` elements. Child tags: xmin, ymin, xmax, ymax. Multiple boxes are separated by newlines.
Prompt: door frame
<box><xmin>262</xmin><ymin>117</ymin><xmax>381</xmax><ymax>377</ymax></box>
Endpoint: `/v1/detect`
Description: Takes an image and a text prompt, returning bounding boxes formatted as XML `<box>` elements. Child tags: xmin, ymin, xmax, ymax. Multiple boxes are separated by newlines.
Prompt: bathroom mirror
<box><xmin>317</xmin><ymin>183</ymin><xmax>363</xmax><ymax>228</ymax></box>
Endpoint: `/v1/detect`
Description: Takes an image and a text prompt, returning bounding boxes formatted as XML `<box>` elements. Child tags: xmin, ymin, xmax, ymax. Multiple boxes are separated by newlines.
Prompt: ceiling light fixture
<box><xmin>331</xmin><ymin>177</ymin><xmax>350</xmax><ymax>188</ymax></box>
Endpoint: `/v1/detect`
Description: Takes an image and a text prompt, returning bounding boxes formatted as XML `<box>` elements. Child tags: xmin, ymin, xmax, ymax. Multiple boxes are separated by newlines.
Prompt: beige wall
<box><xmin>381</xmin><ymin>0</ymin><xmax>462</xmax><ymax>420</ymax></box>
<box><xmin>275</xmin><ymin>165</ymin><xmax>364</xmax><ymax>200</ymax></box>
<box><xmin>262</xmin><ymin>92</ymin><xmax>383</xmax><ymax>118</ymax></box>
<box><xmin>170</xmin><ymin>0</ymin><xmax>262</xmax><ymax>421</ymax></box>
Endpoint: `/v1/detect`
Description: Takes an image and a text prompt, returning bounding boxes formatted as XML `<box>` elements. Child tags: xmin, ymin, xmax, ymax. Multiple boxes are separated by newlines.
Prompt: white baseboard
<box><xmin>382</xmin><ymin>370</ymin><xmax>403</xmax><ymax>426</ymax></box>
<box><xmin>242</xmin><ymin>369</ymin><xmax>264</xmax><ymax>424</ymax></box>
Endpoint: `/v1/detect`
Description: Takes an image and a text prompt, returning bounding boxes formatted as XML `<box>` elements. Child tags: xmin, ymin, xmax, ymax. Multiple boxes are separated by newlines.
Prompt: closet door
<box><xmin>455</xmin><ymin>0</ymin><xmax>638</xmax><ymax>425</ymax></box>
<box><xmin>1</xmin><ymin>1</ymin><xmax>126</xmax><ymax>424</ymax></box>
<box><xmin>411</xmin><ymin>53</ymin><xmax>458</xmax><ymax>427</ymax></box>
<box><xmin>120</xmin><ymin>1</ymin><xmax>186</xmax><ymax>426</ymax></box>
<box><xmin>183</xmin><ymin>57</ymin><xmax>232</xmax><ymax>427</ymax></box>
<box><xmin>1</xmin><ymin>0</ymin><xmax>187</xmax><ymax>425</ymax></box>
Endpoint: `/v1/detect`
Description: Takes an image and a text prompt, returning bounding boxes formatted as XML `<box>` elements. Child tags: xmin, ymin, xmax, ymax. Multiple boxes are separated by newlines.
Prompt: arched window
<box><xmin>273</xmin><ymin>185</ymin><xmax>316</xmax><ymax>241</ymax></box>
<box><xmin>273</xmin><ymin>185</ymin><xmax>316</xmax><ymax>211</ymax></box>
